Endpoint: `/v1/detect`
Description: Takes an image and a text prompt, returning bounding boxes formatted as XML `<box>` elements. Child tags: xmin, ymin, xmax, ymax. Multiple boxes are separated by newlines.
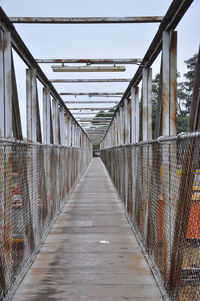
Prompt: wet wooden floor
<box><xmin>12</xmin><ymin>158</ymin><xmax>163</xmax><ymax>301</ymax></box>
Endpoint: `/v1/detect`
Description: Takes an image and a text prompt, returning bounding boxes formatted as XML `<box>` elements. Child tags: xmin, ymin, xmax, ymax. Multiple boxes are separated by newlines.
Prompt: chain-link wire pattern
<box><xmin>0</xmin><ymin>140</ymin><xmax>91</xmax><ymax>300</ymax></box>
<box><xmin>101</xmin><ymin>133</ymin><xmax>200</xmax><ymax>301</ymax></box>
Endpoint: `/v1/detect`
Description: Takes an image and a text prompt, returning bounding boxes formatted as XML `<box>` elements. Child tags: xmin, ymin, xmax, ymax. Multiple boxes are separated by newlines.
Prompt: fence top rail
<box><xmin>100</xmin><ymin>132</ymin><xmax>200</xmax><ymax>150</ymax></box>
<box><xmin>0</xmin><ymin>138</ymin><xmax>91</xmax><ymax>150</ymax></box>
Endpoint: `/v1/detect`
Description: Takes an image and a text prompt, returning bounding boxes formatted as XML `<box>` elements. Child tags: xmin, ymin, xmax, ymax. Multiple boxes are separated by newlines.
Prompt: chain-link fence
<box><xmin>0</xmin><ymin>139</ymin><xmax>91</xmax><ymax>300</ymax></box>
<box><xmin>101</xmin><ymin>133</ymin><xmax>200</xmax><ymax>301</ymax></box>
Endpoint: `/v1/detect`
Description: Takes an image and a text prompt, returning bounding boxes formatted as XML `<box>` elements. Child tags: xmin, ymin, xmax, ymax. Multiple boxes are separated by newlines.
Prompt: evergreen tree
<box><xmin>180</xmin><ymin>54</ymin><xmax>198</xmax><ymax>114</ymax></box>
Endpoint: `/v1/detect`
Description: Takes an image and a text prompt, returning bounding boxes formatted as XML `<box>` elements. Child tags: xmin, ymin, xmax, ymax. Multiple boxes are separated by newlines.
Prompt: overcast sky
<box><xmin>0</xmin><ymin>0</ymin><xmax>199</xmax><ymax>135</ymax></box>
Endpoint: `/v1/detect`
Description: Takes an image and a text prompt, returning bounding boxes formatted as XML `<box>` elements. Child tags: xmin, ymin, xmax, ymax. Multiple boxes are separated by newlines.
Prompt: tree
<box><xmin>180</xmin><ymin>54</ymin><xmax>198</xmax><ymax>115</ymax></box>
<box><xmin>152</xmin><ymin>53</ymin><xmax>197</xmax><ymax>134</ymax></box>
<box><xmin>92</xmin><ymin>106</ymin><xmax>116</xmax><ymax>124</ymax></box>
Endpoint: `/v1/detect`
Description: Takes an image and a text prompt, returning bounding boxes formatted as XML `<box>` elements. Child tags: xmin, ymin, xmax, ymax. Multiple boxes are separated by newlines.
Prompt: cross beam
<box><xmin>10</xmin><ymin>16</ymin><xmax>163</xmax><ymax>24</ymax></box>
<box><xmin>51</xmin><ymin>79</ymin><xmax>131</xmax><ymax>83</ymax></box>
<box><xmin>60</xmin><ymin>92</ymin><xmax>123</xmax><ymax>96</ymax></box>
<box><xmin>36</xmin><ymin>58</ymin><xmax>142</xmax><ymax>64</ymax></box>
<box><xmin>65</xmin><ymin>101</ymin><xmax>118</xmax><ymax>104</ymax></box>
<box><xmin>52</xmin><ymin>65</ymin><xmax>126</xmax><ymax>72</ymax></box>
<box><xmin>69</xmin><ymin>107</ymin><xmax>114</xmax><ymax>111</ymax></box>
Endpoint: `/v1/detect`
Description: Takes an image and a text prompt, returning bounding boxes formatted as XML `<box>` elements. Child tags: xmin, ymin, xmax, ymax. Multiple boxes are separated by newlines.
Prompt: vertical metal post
<box><xmin>0</xmin><ymin>31</ymin><xmax>12</xmax><ymax>138</ymax></box>
<box><xmin>59</xmin><ymin>108</ymin><xmax>65</xmax><ymax>145</ymax></box>
<box><xmin>43</xmin><ymin>88</ymin><xmax>51</xmax><ymax>144</ymax></box>
<box><xmin>65</xmin><ymin>113</ymin><xmax>69</xmax><ymax>146</ymax></box>
<box><xmin>116</xmin><ymin>110</ymin><xmax>120</xmax><ymax>146</ymax></box>
<box><xmin>0</xmin><ymin>31</ymin><xmax>4</xmax><ymax>137</ymax></box>
<box><xmin>161</xmin><ymin>30</ymin><xmax>177</xmax><ymax>284</ymax></box>
<box><xmin>4</xmin><ymin>32</ymin><xmax>12</xmax><ymax>138</ymax></box>
<box><xmin>71</xmin><ymin>120</ymin><xmax>75</xmax><ymax>146</ymax></box>
<box><xmin>26</xmin><ymin>69</ymin><xmax>32</xmax><ymax>140</ymax></box>
<box><xmin>68</xmin><ymin>118</ymin><xmax>72</xmax><ymax>146</ymax></box>
<box><xmin>52</xmin><ymin>99</ymin><xmax>58</xmax><ymax>144</ymax></box>
<box><xmin>31</xmin><ymin>69</ymin><xmax>37</xmax><ymax>141</ymax></box>
<box><xmin>124</xmin><ymin>99</ymin><xmax>128</xmax><ymax>144</ymax></box>
<box><xmin>120</xmin><ymin>107</ymin><xmax>124</xmax><ymax>145</ymax></box>
<box><xmin>127</xmin><ymin>99</ymin><xmax>131</xmax><ymax>143</ymax></box>
<box><xmin>170</xmin><ymin>31</ymin><xmax>177</xmax><ymax>136</ymax></box>
<box><xmin>142</xmin><ymin>68</ymin><xmax>152</xmax><ymax>141</ymax></box>
<box><xmin>131</xmin><ymin>87</ymin><xmax>136</xmax><ymax>143</ymax></box>
<box><xmin>162</xmin><ymin>31</ymin><xmax>177</xmax><ymax>136</ymax></box>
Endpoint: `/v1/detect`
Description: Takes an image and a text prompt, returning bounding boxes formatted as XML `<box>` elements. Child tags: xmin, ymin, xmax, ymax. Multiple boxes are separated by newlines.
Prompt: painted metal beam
<box><xmin>65</xmin><ymin>101</ymin><xmax>119</xmax><ymax>104</ymax></box>
<box><xmin>69</xmin><ymin>107</ymin><xmax>114</xmax><ymax>111</ymax></box>
<box><xmin>77</xmin><ymin>118</ymin><xmax>112</xmax><ymax>121</ymax></box>
<box><xmin>52</xmin><ymin>65</ymin><xmax>125</xmax><ymax>72</ymax></box>
<box><xmin>60</xmin><ymin>92</ymin><xmax>123</xmax><ymax>96</ymax></box>
<box><xmin>73</xmin><ymin>112</ymin><xmax>113</xmax><ymax>115</ymax></box>
<box><xmin>51</xmin><ymin>78</ymin><xmax>131</xmax><ymax>83</ymax></box>
<box><xmin>10</xmin><ymin>16</ymin><xmax>163</xmax><ymax>24</ymax></box>
<box><xmin>0</xmin><ymin>31</ymin><xmax>12</xmax><ymax>138</ymax></box>
<box><xmin>37</xmin><ymin>58</ymin><xmax>142</xmax><ymax>64</ymax></box>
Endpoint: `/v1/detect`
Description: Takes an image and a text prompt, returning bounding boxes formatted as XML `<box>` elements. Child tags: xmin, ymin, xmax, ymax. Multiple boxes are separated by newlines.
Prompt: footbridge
<box><xmin>0</xmin><ymin>1</ymin><xmax>200</xmax><ymax>300</ymax></box>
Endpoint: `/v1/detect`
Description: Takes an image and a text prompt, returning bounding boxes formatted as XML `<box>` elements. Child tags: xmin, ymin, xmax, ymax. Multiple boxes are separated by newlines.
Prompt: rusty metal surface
<box><xmin>10</xmin><ymin>16</ymin><xmax>163</xmax><ymax>24</ymax></box>
<box><xmin>65</xmin><ymin>101</ymin><xmax>119</xmax><ymax>104</ymax></box>
<box><xmin>37</xmin><ymin>58</ymin><xmax>142</xmax><ymax>64</ymax></box>
<box><xmin>52</xmin><ymin>65</ymin><xmax>126</xmax><ymax>72</ymax></box>
<box><xmin>51</xmin><ymin>78</ymin><xmax>131</xmax><ymax>83</ymax></box>
<box><xmin>69</xmin><ymin>107</ymin><xmax>114</xmax><ymax>111</ymax></box>
<box><xmin>12</xmin><ymin>158</ymin><xmax>163</xmax><ymax>301</ymax></box>
<box><xmin>60</xmin><ymin>92</ymin><xmax>123</xmax><ymax>96</ymax></box>
<box><xmin>101</xmin><ymin>133</ymin><xmax>200</xmax><ymax>301</ymax></box>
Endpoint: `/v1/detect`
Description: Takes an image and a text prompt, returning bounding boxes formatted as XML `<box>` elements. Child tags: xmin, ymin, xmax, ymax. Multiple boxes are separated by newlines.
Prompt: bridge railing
<box><xmin>0</xmin><ymin>8</ymin><xmax>92</xmax><ymax>300</ymax></box>
<box><xmin>101</xmin><ymin>132</ymin><xmax>200</xmax><ymax>300</ymax></box>
<box><xmin>0</xmin><ymin>139</ymin><xmax>91</xmax><ymax>300</ymax></box>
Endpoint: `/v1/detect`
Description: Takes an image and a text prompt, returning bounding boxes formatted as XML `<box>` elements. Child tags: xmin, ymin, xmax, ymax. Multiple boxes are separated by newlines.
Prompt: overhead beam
<box><xmin>79</xmin><ymin>123</ymin><xmax>110</xmax><ymax>126</ymax></box>
<box><xmin>52</xmin><ymin>65</ymin><xmax>125</xmax><ymax>72</ymax></box>
<box><xmin>65</xmin><ymin>101</ymin><xmax>119</xmax><ymax>104</ymax></box>
<box><xmin>69</xmin><ymin>107</ymin><xmax>114</xmax><ymax>111</ymax></box>
<box><xmin>72</xmin><ymin>112</ymin><xmax>114</xmax><ymax>115</ymax></box>
<box><xmin>60</xmin><ymin>92</ymin><xmax>123</xmax><ymax>96</ymax></box>
<box><xmin>10</xmin><ymin>16</ymin><xmax>163</xmax><ymax>24</ymax></box>
<box><xmin>37</xmin><ymin>58</ymin><xmax>142</xmax><ymax>64</ymax></box>
<box><xmin>72</xmin><ymin>111</ymin><xmax>113</xmax><ymax>118</ymax></box>
<box><xmin>77</xmin><ymin>118</ymin><xmax>112</xmax><ymax>121</ymax></box>
<box><xmin>51</xmin><ymin>79</ymin><xmax>131</xmax><ymax>83</ymax></box>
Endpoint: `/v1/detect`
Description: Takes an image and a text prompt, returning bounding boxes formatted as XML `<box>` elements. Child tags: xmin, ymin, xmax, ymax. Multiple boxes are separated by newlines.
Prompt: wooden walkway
<box><xmin>12</xmin><ymin>158</ymin><xmax>163</xmax><ymax>301</ymax></box>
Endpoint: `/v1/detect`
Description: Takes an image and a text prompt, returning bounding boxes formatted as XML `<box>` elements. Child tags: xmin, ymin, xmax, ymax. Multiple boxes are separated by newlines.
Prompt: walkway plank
<box><xmin>12</xmin><ymin>158</ymin><xmax>163</xmax><ymax>301</ymax></box>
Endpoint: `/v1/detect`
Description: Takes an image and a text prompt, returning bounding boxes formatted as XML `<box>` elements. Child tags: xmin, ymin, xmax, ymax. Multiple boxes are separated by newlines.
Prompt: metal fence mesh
<box><xmin>101</xmin><ymin>133</ymin><xmax>200</xmax><ymax>301</ymax></box>
<box><xmin>0</xmin><ymin>140</ymin><xmax>91</xmax><ymax>300</ymax></box>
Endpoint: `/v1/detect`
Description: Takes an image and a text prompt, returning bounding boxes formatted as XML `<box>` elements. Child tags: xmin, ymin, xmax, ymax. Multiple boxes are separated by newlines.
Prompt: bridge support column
<box><xmin>131</xmin><ymin>87</ymin><xmax>139</xmax><ymax>143</ymax></box>
<box><xmin>52</xmin><ymin>99</ymin><xmax>59</xmax><ymax>145</ymax></box>
<box><xmin>43</xmin><ymin>88</ymin><xmax>51</xmax><ymax>144</ymax></box>
<box><xmin>0</xmin><ymin>31</ymin><xmax>12</xmax><ymax>138</ymax></box>
<box><xmin>142</xmin><ymin>68</ymin><xmax>152</xmax><ymax>141</ymax></box>
<box><xmin>161</xmin><ymin>30</ymin><xmax>177</xmax><ymax>284</ymax></box>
